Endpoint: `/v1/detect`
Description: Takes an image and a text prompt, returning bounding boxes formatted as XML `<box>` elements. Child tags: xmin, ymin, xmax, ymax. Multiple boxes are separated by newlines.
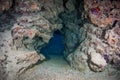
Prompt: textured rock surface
<box><xmin>11</xmin><ymin>14</ymin><xmax>54</xmax><ymax>50</ymax></box>
<box><xmin>88</xmin><ymin>48</ymin><xmax>107</xmax><ymax>72</ymax></box>
<box><xmin>67</xmin><ymin>22</ymin><xmax>120</xmax><ymax>72</ymax></box>
<box><xmin>0</xmin><ymin>0</ymin><xmax>12</xmax><ymax>14</ymax></box>
<box><xmin>0</xmin><ymin>0</ymin><xmax>64</xmax><ymax>80</ymax></box>
<box><xmin>0</xmin><ymin>30</ymin><xmax>45</xmax><ymax>80</ymax></box>
<box><xmin>84</xmin><ymin>0</ymin><xmax>120</xmax><ymax>28</ymax></box>
<box><xmin>67</xmin><ymin>50</ymin><xmax>89</xmax><ymax>72</ymax></box>
<box><xmin>6</xmin><ymin>51</ymin><xmax>45</xmax><ymax>78</ymax></box>
<box><xmin>0</xmin><ymin>54</ymin><xmax>8</xmax><ymax>80</ymax></box>
<box><xmin>15</xmin><ymin>51</ymin><xmax>45</xmax><ymax>73</ymax></box>
<box><xmin>0</xmin><ymin>0</ymin><xmax>120</xmax><ymax>80</ymax></box>
<box><xmin>65</xmin><ymin>0</ymin><xmax>120</xmax><ymax>72</ymax></box>
<box><xmin>59</xmin><ymin>0</ymin><xmax>86</xmax><ymax>57</ymax></box>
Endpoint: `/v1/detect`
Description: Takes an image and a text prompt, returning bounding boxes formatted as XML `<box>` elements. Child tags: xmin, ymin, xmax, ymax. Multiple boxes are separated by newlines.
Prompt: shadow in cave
<box><xmin>40</xmin><ymin>30</ymin><xmax>65</xmax><ymax>60</ymax></box>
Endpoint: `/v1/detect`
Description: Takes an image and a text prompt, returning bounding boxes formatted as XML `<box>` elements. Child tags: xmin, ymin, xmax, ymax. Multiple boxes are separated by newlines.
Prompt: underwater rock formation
<box><xmin>0</xmin><ymin>0</ymin><xmax>64</xmax><ymax>79</ymax></box>
<box><xmin>12</xmin><ymin>51</ymin><xmax>45</xmax><ymax>74</ymax></box>
<box><xmin>15</xmin><ymin>0</ymin><xmax>40</xmax><ymax>12</ymax></box>
<box><xmin>6</xmin><ymin>51</ymin><xmax>45</xmax><ymax>80</ymax></box>
<box><xmin>0</xmin><ymin>30</ymin><xmax>45</xmax><ymax>80</ymax></box>
<box><xmin>0</xmin><ymin>0</ymin><xmax>12</xmax><ymax>14</ymax></box>
<box><xmin>88</xmin><ymin>48</ymin><xmax>107</xmax><ymax>72</ymax></box>
<box><xmin>67</xmin><ymin>22</ymin><xmax>120</xmax><ymax>72</ymax></box>
<box><xmin>0</xmin><ymin>54</ymin><xmax>8</xmax><ymax>80</ymax></box>
<box><xmin>84</xmin><ymin>0</ymin><xmax>120</xmax><ymax>69</ymax></box>
<box><xmin>11</xmin><ymin>14</ymin><xmax>53</xmax><ymax>50</ymax></box>
<box><xmin>84</xmin><ymin>0</ymin><xmax>120</xmax><ymax>28</ymax></box>
<box><xmin>66</xmin><ymin>0</ymin><xmax>120</xmax><ymax>72</ymax></box>
<box><xmin>0</xmin><ymin>0</ymin><xmax>120</xmax><ymax>80</ymax></box>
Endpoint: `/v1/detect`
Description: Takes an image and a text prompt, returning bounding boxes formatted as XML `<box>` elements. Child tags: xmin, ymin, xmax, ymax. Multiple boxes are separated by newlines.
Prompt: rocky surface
<box><xmin>0</xmin><ymin>54</ymin><xmax>8</xmax><ymax>80</ymax></box>
<box><xmin>65</xmin><ymin>0</ymin><xmax>120</xmax><ymax>72</ymax></box>
<box><xmin>0</xmin><ymin>0</ymin><xmax>12</xmax><ymax>14</ymax></box>
<box><xmin>0</xmin><ymin>0</ymin><xmax>64</xmax><ymax>79</ymax></box>
<box><xmin>84</xmin><ymin>0</ymin><xmax>120</xmax><ymax>28</ymax></box>
<box><xmin>11</xmin><ymin>14</ymin><xmax>55</xmax><ymax>50</ymax></box>
<box><xmin>0</xmin><ymin>30</ymin><xmax>45</xmax><ymax>80</ymax></box>
<box><xmin>67</xmin><ymin>22</ymin><xmax>120</xmax><ymax>72</ymax></box>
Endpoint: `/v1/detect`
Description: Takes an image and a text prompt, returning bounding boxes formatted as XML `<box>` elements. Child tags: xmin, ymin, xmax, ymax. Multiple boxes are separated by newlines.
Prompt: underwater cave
<box><xmin>0</xmin><ymin>0</ymin><xmax>120</xmax><ymax>80</ymax></box>
<box><xmin>40</xmin><ymin>30</ymin><xmax>65</xmax><ymax>59</ymax></box>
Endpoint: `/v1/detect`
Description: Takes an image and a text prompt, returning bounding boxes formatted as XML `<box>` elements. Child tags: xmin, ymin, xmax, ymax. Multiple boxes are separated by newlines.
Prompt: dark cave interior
<box><xmin>40</xmin><ymin>30</ymin><xmax>65</xmax><ymax>59</ymax></box>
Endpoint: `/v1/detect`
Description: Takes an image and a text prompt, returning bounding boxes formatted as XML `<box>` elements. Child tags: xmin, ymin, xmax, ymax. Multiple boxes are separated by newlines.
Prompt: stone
<box><xmin>67</xmin><ymin>51</ymin><xmax>89</xmax><ymax>72</ymax></box>
<box><xmin>0</xmin><ymin>0</ymin><xmax>12</xmax><ymax>14</ymax></box>
<box><xmin>105</xmin><ymin>23</ymin><xmax>120</xmax><ymax>48</ymax></box>
<box><xmin>88</xmin><ymin>48</ymin><xmax>107</xmax><ymax>72</ymax></box>
<box><xmin>11</xmin><ymin>14</ymin><xmax>60</xmax><ymax>50</ymax></box>
<box><xmin>15</xmin><ymin>51</ymin><xmax>45</xmax><ymax>65</ymax></box>
<box><xmin>65</xmin><ymin>0</ymin><xmax>75</xmax><ymax>11</ymax></box>
<box><xmin>66</xmin><ymin>23</ymin><xmax>120</xmax><ymax>72</ymax></box>
<box><xmin>7</xmin><ymin>51</ymin><xmax>45</xmax><ymax>78</ymax></box>
<box><xmin>84</xmin><ymin>0</ymin><xmax>120</xmax><ymax>28</ymax></box>
<box><xmin>0</xmin><ymin>54</ymin><xmax>8</xmax><ymax>80</ymax></box>
<box><xmin>15</xmin><ymin>0</ymin><xmax>41</xmax><ymax>12</ymax></box>
<box><xmin>105</xmin><ymin>30</ymin><xmax>118</xmax><ymax>47</ymax></box>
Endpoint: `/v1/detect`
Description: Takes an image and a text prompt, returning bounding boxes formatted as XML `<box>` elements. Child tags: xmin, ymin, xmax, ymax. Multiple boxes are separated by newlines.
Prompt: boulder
<box><xmin>15</xmin><ymin>51</ymin><xmax>45</xmax><ymax>74</ymax></box>
<box><xmin>88</xmin><ymin>48</ymin><xmax>107</xmax><ymax>72</ymax></box>
<box><xmin>6</xmin><ymin>51</ymin><xmax>45</xmax><ymax>80</ymax></box>
<box><xmin>67</xmin><ymin>51</ymin><xmax>89</xmax><ymax>72</ymax></box>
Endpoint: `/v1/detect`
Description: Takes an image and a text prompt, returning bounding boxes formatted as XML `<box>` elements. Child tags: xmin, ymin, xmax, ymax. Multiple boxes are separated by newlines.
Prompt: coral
<box><xmin>84</xmin><ymin>0</ymin><xmax>120</xmax><ymax>28</ymax></box>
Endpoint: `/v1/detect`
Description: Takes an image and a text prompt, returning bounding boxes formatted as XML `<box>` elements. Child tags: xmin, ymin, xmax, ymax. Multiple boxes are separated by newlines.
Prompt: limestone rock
<box><xmin>65</xmin><ymin>0</ymin><xmax>75</xmax><ymax>11</ymax></box>
<box><xmin>14</xmin><ymin>0</ymin><xmax>64</xmax><ymax>20</ymax></box>
<box><xmin>16</xmin><ymin>51</ymin><xmax>45</xmax><ymax>65</ymax></box>
<box><xmin>84</xmin><ymin>0</ymin><xmax>120</xmax><ymax>28</ymax></box>
<box><xmin>66</xmin><ymin>22</ymin><xmax>120</xmax><ymax>72</ymax></box>
<box><xmin>15</xmin><ymin>51</ymin><xmax>45</xmax><ymax>74</ymax></box>
<box><xmin>0</xmin><ymin>54</ymin><xmax>8</xmax><ymax>80</ymax></box>
<box><xmin>11</xmin><ymin>14</ymin><xmax>60</xmax><ymax>50</ymax></box>
<box><xmin>15</xmin><ymin>0</ymin><xmax>41</xmax><ymax>12</ymax></box>
<box><xmin>88</xmin><ymin>48</ymin><xmax>107</xmax><ymax>72</ymax></box>
<box><xmin>0</xmin><ymin>0</ymin><xmax>12</xmax><ymax>14</ymax></box>
<box><xmin>105</xmin><ymin>23</ymin><xmax>120</xmax><ymax>47</ymax></box>
<box><xmin>6</xmin><ymin>51</ymin><xmax>45</xmax><ymax>80</ymax></box>
<box><xmin>67</xmin><ymin>51</ymin><xmax>89</xmax><ymax>72</ymax></box>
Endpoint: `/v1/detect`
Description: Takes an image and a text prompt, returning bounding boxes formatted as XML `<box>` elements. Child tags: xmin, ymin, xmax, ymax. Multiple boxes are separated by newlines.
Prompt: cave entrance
<box><xmin>40</xmin><ymin>30</ymin><xmax>65</xmax><ymax>59</ymax></box>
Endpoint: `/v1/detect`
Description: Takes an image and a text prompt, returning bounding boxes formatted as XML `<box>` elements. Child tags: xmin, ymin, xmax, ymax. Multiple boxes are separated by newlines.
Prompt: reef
<box><xmin>0</xmin><ymin>0</ymin><xmax>120</xmax><ymax>80</ymax></box>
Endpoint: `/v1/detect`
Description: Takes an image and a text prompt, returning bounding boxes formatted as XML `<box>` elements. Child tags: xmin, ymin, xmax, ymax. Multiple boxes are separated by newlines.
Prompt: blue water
<box><xmin>40</xmin><ymin>30</ymin><xmax>65</xmax><ymax>57</ymax></box>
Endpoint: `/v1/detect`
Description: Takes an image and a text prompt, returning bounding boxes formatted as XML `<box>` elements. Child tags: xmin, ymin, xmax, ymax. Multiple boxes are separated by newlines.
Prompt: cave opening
<box><xmin>40</xmin><ymin>30</ymin><xmax>65</xmax><ymax>59</ymax></box>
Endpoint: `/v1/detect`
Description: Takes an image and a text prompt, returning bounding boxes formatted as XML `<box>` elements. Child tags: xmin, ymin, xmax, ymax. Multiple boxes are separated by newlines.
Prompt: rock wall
<box><xmin>66</xmin><ymin>0</ymin><xmax>120</xmax><ymax>72</ymax></box>
<box><xmin>59</xmin><ymin>0</ymin><xmax>86</xmax><ymax>57</ymax></box>
<box><xmin>0</xmin><ymin>0</ymin><xmax>64</xmax><ymax>80</ymax></box>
